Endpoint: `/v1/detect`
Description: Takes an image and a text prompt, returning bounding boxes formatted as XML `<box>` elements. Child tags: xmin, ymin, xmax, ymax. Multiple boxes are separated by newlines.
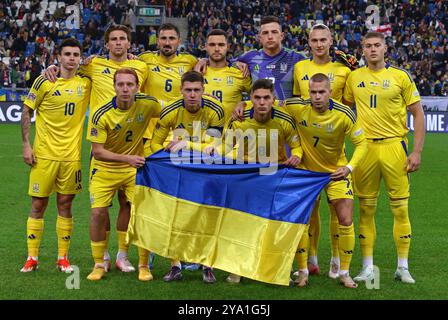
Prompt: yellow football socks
<box><xmin>329</xmin><ymin>205</ymin><xmax>340</xmax><ymax>259</ymax></box>
<box><xmin>338</xmin><ymin>223</ymin><xmax>355</xmax><ymax>272</ymax></box>
<box><xmin>358</xmin><ymin>198</ymin><xmax>377</xmax><ymax>262</ymax></box>
<box><xmin>91</xmin><ymin>240</ymin><xmax>107</xmax><ymax>264</ymax></box>
<box><xmin>26</xmin><ymin>217</ymin><xmax>44</xmax><ymax>258</ymax></box>
<box><xmin>56</xmin><ymin>216</ymin><xmax>73</xmax><ymax>258</ymax></box>
<box><xmin>308</xmin><ymin>198</ymin><xmax>321</xmax><ymax>259</ymax></box>
<box><xmin>117</xmin><ymin>231</ymin><xmax>129</xmax><ymax>254</ymax></box>
<box><xmin>138</xmin><ymin>247</ymin><xmax>150</xmax><ymax>267</ymax></box>
<box><xmin>295</xmin><ymin>225</ymin><xmax>310</xmax><ymax>271</ymax></box>
<box><xmin>390</xmin><ymin>198</ymin><xmax>411</xmax><ymax>259</ymax></box>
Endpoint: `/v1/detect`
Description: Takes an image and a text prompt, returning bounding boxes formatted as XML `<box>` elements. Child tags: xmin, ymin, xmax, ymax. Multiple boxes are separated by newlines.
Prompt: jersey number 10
<box><xmin>64</xmin><ymin>102</ymin><xmax>75</xmax><ymax>116</ymax></box>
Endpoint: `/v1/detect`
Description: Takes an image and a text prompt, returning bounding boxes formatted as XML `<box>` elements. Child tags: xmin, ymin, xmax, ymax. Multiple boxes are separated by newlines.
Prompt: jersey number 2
<box><xmin>125</xmin><ymin>130</ymin><xmax>133</xmax><ymax>142</ymax></box>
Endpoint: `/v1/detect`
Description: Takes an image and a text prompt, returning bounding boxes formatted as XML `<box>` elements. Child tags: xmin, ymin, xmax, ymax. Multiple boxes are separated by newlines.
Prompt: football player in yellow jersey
<box><xmin>86</xmin><ymin>68</ymin><xmax>161</xmax><ymax>281</ymax></box>
<box><xmin>203</xmin><ymin>29</ymin><xmax>251</xmax><ymax>122</ymax></box>
<box><xmin>293</xmin><ymin>23</ymin><xmax>354</xmax><ymax>279</ymax></box>
<box><xmin>150</xmin><ymin>71</ymin><xmax>224</xmax><ymax>284</ymax></box>
<box><xmin>20</xmin><ymin>38</ymin><xmax>91</xmax><ymax>273</ymax></box>
<box><xmin>344</xmin><ymin>32</ymin><xmax>425</xmax><ymax>284</ymax></box>
<box><xmin>45</xmin><ymin>25</ymin><xmax>150</xmax><ymax>270</ymax></box>
<box><xmin>286</xmin><ymin>73</ymin><xmax>367</xmax><ymax>288</ymax></box>
<box><xmin>221</xmin><ymin>79</ymin><xmax>302</xmax><ymax>165</ymax></box>
<box><xmin>138</xmin><ymin>23</ymin><xmax>198</xmax><ymax>155</ymax></box>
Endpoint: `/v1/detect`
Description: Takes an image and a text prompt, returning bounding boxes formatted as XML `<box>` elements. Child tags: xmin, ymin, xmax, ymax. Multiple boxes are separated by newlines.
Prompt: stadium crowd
<box><xmin>0</xmin><ymin>0</ymin><xmax>447</xmax><ymax>96</ymax></box>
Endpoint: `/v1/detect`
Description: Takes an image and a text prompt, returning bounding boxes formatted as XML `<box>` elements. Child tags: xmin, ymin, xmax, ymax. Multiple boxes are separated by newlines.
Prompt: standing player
<box><xmin>286</xmin><ymin>74</ymin><xmax>367</xmax><ymax>288</ymax></box>
<box><xmin>150</xmin><ymin>71</ymin><xmax>224</xmax><ymax>284</ymax></box>
<box><xmin>45</xmin><ymin>25</ymin><xmax>149</xmax><ymax>272</ymax></box>
<box><xmin>20</xmin><ymin>38</ymin><xmax>91</xmax><ymax>273</ymax></box>
<box><xmin>87</xmin><ymin>68</ymin><xmax>161</xmax><ymax>281</ymax></box>
<box><xmin>203</xmin><ymin>29</ymin><xmax>252</xmax><ymax>122</ymax></box>
<box><xmin>197</xmin><ymin>16</ymin><xmax>305</xmax><ymax>101</ymax></box>
<box><xmin>138</xmin><ymin>24</ymin><xmax>198</xmax><ymax>269</ymax></box>
<box><xmin>139</xmin><ymin>23</ymin><xmax>198</xmax><ymax>155</ymax></box>
<box><xmin>293</xmin><ymin>23</ymin><xmax>356</xmax><ymax>279</ymax></box>
<box><xmin>344</xmin><ymin>32</ymin><xmax>425</xmax><ymax>284</ymax></box>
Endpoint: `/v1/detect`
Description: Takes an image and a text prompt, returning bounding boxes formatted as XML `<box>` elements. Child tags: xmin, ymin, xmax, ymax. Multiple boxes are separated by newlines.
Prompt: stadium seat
<box><xmin>58</xmin><ymin>1</ymin><xmax>65</xmax><ymax>8</ymax></box>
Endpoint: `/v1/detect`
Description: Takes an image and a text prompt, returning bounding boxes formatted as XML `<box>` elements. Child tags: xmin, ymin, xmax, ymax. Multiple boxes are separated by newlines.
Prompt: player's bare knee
<box><xmin>338</xmin><ymin>215</ymin><xmax>353</xmax><ymax>226</ymax></box>
<box><xmin>30</xmin><ymin>197</ymin><xmax>48</xmax><ymax>218</ymax></box>
<box><xmin>91</xmin><ymin>208</ymin><xmax>108</xmax><ymax>224</ymax></box>
<box><xmin>56</xmin><ymin>194</ymin><xmax>75</xmax><ymax>217</ymax></box>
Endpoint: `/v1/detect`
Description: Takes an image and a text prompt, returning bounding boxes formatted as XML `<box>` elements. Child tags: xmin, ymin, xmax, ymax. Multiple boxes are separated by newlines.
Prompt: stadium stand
<box><xmin>0</xmin><ymin>0</ymin><xmax>446</xmax><ymax>96</ymax></box>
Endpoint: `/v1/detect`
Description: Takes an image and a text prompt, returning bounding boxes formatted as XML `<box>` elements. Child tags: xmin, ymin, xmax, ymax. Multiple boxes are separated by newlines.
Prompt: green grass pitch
<box><xmin>0</xmin><ymin>123</ymin><xmax>447</xmax><ymax>300</ymax></box>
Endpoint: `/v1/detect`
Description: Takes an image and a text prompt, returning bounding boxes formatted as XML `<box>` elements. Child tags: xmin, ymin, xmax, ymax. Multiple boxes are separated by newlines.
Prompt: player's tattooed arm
<box><xmin>21</xmin><ymin>105</ymin><xmax>36</xmax><ymax>166</ymax></box>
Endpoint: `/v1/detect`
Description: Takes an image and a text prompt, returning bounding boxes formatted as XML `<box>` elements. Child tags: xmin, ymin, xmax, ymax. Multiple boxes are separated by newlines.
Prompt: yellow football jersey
<box><xmin>24</xmin><ymin>75</ymin><xmax>91</xmax><ymax>161</ymax></box>
<box><xmin>151</xmin><ymin>95</ymin><xmax>224</xmax><ymax>152</ymax></box>
<box><xmin>223</xmin><ymin>106</ymin><xmax>302</xmax><ymax>163</ymax></box>
<box><xmin>285</xmin><ymin>98</ymin><xmax>367</xmax><ymax>172</ymax></box>
<box><xmin>204</xmin><ymin>64</ymin><xmax>251</xmax><ymax>122</ymax></box>
<box><xmin>138</xmin><ymin>51</ymin><xmax>197</xmax><ymax>139</ymax></box>
<box><xmin>293</xmin><ymin>58</ymin><xmax>351</xmax><ymax>101</ymax></box>
<box><xmin>79</xmin><ymin>56</ymin><xmax>149</xmax><ymax>132</ymax></box>
<box><xmin>344</xmin><ymin>64</ymin><xmax>421</xmax><ymax>139</ymax></box>
<box><xmin>138</xmin><ymin>51</ymin><xmax>197</xmax><ymax>103</ymax></box>
<box><xmin>88</xmin><ymin>93</ymin><xmax>161</xmax><ymax>171</ymax></box>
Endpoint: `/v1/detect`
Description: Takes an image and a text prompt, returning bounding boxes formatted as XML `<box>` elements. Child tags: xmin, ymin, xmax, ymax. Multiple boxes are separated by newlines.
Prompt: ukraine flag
<box><xmin>127</xmin><ymin>150</ymin><xmax>330</xmax><ymax>285</ymax></box>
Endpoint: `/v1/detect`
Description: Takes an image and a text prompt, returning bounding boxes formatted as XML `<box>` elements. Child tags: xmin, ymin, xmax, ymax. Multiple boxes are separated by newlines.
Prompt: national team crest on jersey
<box><xmin>77</xmin><ymin>85</ymin><xmax>83</xmax><ymax>96</ymax></box>
<box><xmin>136</xmin><ymin>113</ymin><xmax>144</xmax><ymax>123</ymax></box>
<box><xmin>280</xmin><ymin>63</ymin><xmax>288</xmax><ymax>73</ymax></box>
<box><xmin>32</xmin><ymin>183</ymin><xmax>39</xmax><ymax>193</ymax></box>
<box><xmin>226</xmin><ymin>76</ymin><xmax>234</xmax><ymax>85</ymax></box>
<box><xmin>382</xmin><ymin>80</ymin><xmax>390</xmax><ymax>89</ymax></box>
<box><xmin>178</xmin><ymin>67</ymin><xmax>185</xmax><ymax>75</ymax></box>
<box><xmin>326</xmin><ymin>123</ymin><xmax>334</xmax><ymax>133</ymax></box>
<box><xmin>327</xmin><ymin>73</ymin><xmax>335</xmax><ymax>82</ymax></box>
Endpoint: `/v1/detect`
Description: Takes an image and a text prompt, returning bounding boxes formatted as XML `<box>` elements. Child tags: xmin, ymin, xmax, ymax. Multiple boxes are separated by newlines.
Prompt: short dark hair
<box><xmin>58</xmin><ymin>37</ymin><xmax>82</xmax><ymax>53</ymax></box>
<box><xmin>181</xmin><ymin>70</ymin><xmax>204</xmax><ymax>85</ymax></box>
<box><xmin>105</xmin><ymin>25</ymin><xmax>131</xmax><ymax>43</ymax></box>
<box><xmin>260</xmin><ymin>16</ymin><xmax>280</xmax><ymax>26</ymax></box>
<box><xmin>114</xmin><ymin>68</ymin><xmax>139</xmax><ymax>85</ymax></box>
<box><xmin>250</xmin><ymin>79</ymin><xmax>274</xmax><ymax>94</ymax></box>
<box><xmin>363</xmin><ymin>31</ymin><xmax>386</xmax><ymax>42</ymax></box>
<box><xmin>157</xmin><ymin>23</ymin><xmax>180</xmax><ymax>38</ymax></box>
<box><xmin>309</xmin><ymin>73</ymin><xmax>330</xmax><ymax>86</ymax></box>
<box><xmin>206</xmin><ymin>29</ymin><xmax>228</xmax><ymax>41</ymax></box>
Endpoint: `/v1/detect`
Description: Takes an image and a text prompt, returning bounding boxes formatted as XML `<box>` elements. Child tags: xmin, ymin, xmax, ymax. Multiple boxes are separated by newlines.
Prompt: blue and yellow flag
<box><xmin>127</xmin><ymin>150</ymin><xmax>330</xmax><ymax>285</ymax></box>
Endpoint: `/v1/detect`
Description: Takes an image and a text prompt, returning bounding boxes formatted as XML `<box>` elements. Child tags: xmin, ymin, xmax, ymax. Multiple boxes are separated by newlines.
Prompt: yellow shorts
<box><xmin>325</xmin><ymin>175</ymin><xmax>354</xmax><ymax>201</ymax></box>
<box><xmin>89</xmin><ymin>168</ymin><xmax>136</xmax><ymax>208</ymax></box>
<box><xmin>353</xmin><ymin>137</ymin><xmax>410</xmax><ymax>199</ymax></box>
<box><xmin>28</xmin><ymin>159</ymin><xmax>82</xmax><ymax>197</ymax></box>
